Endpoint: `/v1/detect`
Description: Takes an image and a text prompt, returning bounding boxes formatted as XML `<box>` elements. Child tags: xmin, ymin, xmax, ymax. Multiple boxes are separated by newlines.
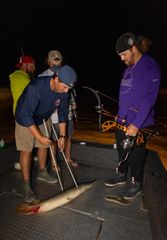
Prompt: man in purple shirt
<box><xmin>105</xmin><ymin>32</ymin><xmax>161</xmax><ymax>206</ymax></box>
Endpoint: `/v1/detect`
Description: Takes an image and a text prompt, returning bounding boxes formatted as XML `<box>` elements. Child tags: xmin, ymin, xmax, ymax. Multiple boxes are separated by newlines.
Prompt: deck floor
<box><xmin>0</xmin><ymin>156</ymin><xmax>152</xmax><ymax>240</ymax></box>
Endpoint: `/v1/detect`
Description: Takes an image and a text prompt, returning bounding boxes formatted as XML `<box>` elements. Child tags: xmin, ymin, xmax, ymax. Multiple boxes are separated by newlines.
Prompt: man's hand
<box><xmin>58</xmin><ymin>136</ymin><xmax>65</xmax><ymax>150</ymax></box>
<box><xmin>37</xmin><ymin>135</ymin><xmax>53</xmax><ymax>146</ymax></box>
<box><xmin>126</xmin><ymin>124</ymin><xmax>139</xmax><ymax>137</ymax></box>
<box><xmin>28</xmin><ymin>124</ymin><xmax>52</xmax><ymax>146</ymax></box>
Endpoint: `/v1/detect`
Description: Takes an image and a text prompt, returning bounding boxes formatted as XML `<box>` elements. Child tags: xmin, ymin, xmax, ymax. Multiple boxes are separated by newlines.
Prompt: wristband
<box><xmin>59</xmin><ymin>135</ymin><xmax>65</xmax><ymax>138</ymax></box>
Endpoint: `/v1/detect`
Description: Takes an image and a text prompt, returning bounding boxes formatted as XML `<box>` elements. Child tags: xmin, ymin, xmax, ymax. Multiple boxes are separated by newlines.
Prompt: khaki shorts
<box><xmin>15</xmin><ymin>119</ymin><xmax>51</xmax><ymax>151</ymax></box>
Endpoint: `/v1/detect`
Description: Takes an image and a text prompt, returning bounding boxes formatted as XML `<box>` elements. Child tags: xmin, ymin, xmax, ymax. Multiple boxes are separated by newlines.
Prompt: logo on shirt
<box><xmin>54</xmin><ymin>99</ymin><xmax>60</xmax><ymax>107</ymax></box>
<box><xmin>120</xmin><ymin>68</ymin><xmax>133</xmax><ymax>95</ymax></box>
<box><xmin>121</xmin><ymin>77</ymin><xmax>133</xmax><ymax>87</ymax></box>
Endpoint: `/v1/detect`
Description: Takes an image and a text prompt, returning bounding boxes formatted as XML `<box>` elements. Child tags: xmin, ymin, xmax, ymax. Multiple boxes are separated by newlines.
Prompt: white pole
<box><xmin>51</xmin><ymin>122</ymin><xmax>78</xmax><ymax>189</ymax></box>
<box><xmin>43</xmin><ymin>119</ymin><xmax>64</xmax><ymax>191</ymax></box>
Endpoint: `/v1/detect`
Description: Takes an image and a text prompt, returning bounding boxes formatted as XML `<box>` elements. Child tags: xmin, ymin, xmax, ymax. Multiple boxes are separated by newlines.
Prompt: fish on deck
<box><xmin>16</xmin><ymin>182</ymin><xmax>93</xmax><ymax>215</ymax></box>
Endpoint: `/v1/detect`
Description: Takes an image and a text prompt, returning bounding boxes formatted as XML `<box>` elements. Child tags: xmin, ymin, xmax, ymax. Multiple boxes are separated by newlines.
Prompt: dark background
<box><xmin>1</xmin><ymin>0</ymin><xmax>167</xmax><ymax>98</ymax></box>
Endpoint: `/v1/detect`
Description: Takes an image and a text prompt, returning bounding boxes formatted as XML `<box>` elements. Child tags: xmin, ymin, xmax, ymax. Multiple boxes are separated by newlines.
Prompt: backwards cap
<box><xmin>53</xmin><ymin>65</ymin><xmax>77</xmax><ymax>87</ymax></box>
<box><xmin>116</xmin><ymin>32</ymin><xmax>137</xmax><ymax>54</ymax></box>
<box><xmin>16</xmin><ymin>55</ymin><xmax>35</xmax><ymax>68</ymax></box>
<box><xmin>48</xmin><ymin>50</ymin><xmax>63</xmax><ymax>65</ymax></box>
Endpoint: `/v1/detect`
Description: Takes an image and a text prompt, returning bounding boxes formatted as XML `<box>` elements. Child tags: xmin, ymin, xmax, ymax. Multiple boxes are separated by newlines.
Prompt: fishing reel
<box><xmin>121</xmin><ymin>135</ymin><xmax>135</xmax><ymax>150</ymax></box>
<box><xmin>95</xmin><ymin>104</ymin><xmax>103</xmax><ymax>114</ymax></box>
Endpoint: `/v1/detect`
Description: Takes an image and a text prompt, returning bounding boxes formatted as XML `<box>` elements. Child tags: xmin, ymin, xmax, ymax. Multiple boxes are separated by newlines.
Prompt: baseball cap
<box><xmin>15</xmin><ymin>55</ymin><xmax>35</xmax><ymax>68</ymax></box>
<box><xmin>55</xmin><ymin>65</ymin><xmax>77</xmax><ymax>87</ymax></box>
<box><xmin>48</xmin><ymin>50</ymin><xmax>63</xmax><ymax>65</ymax></box>
<box><xmin>116</xmin><ymin>32</ymin><xmax>137</xmax><ymax>54</ymax></box>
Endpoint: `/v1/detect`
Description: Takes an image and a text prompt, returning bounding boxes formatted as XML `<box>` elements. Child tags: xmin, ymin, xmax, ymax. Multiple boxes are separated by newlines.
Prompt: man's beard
<box><xmin>27</xmin><ymin>71</ymin><xmax>34</xmax><ymax>80</ymax></box>
<box><xmin>124</xmin><ymin>61</ymin><xmax>130</xmax><ymax>66</ymax></box>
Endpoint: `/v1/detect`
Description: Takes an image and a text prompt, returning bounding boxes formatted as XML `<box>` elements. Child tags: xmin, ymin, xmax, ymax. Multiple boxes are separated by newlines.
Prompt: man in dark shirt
<box><xmin>15</xmin><ymin>65</ymin><xmax>77</xmax><ymax>203</ymax></box>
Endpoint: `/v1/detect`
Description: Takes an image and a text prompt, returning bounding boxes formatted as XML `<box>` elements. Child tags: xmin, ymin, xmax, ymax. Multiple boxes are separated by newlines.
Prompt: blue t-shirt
<box><xmin>15</xmin><ymin>76</ymin><xmax>69</xmax><ymax>126</ymax></box>
<box><xmin>117</xmin><ymin>54</ymin><xmax>161</xmax><ymax>128</ymax></box>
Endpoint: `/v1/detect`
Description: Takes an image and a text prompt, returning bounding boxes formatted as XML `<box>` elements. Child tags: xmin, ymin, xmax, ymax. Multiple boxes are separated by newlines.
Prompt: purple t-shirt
<box><xmin>117</xmin><ymin>54</ymin><xmax>161</xmax><ymax>128</ymax></box>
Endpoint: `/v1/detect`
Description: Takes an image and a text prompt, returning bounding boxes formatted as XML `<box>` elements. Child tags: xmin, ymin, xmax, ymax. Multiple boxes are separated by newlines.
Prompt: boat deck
<box><xmin>0</xmin><ymin>142</ymin><xmax>153</xmax><ymax>240</ymax></box>
<box><xmin>0</xmin><ymin>87</ymin><xmax>167</xmax><ymax>239</ymax></box>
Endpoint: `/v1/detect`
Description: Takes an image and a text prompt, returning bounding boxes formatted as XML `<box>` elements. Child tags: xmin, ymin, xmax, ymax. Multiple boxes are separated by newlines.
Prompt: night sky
<box><xmin>1</xmin><ymin>0</ymin><xmax>167</xmax><ymax>96</ymax></box>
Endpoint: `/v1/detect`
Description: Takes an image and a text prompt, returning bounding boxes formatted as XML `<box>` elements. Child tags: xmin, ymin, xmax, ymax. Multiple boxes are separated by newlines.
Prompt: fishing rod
<box><xmin>116</xmin><ymin>127</ymin><xmax>158</xmax><ymax>172</ymax></box>
<box><xmin>51</xmin><ymin>122</ymin><xmax>79</xmax><ymax>189</ymax></box>
<box><xmin>81</xmin><ymin>85</ymin><xmax>167</xmax><ymax>134</ymax></box>
<box><xmin>94</xmin><ymin>89</ymin><xmax>118</xmax><ymax>104</ymax></box>
<box><xmin>82</xmin><ymin>86</ymin><xmax>104</xmax><ymax>131</ymax></box>
<box><xmin>70</xmin><ymin>88</ymin><xmax>79</xmax><ymax>129</ymax></box>
<box><xmin>20</xmin><ymin>44</ymin><xmax>25</xmax><ymax>56</ymax></box>
<box><xmin>116</xmin><ymin>135</ymin><xmax>136</xmax><ymax>174</ymax></box>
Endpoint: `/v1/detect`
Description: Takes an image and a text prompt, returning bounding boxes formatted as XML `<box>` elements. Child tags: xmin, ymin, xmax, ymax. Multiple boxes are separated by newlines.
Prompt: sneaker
<box><xmin>104</xmin><ymin>194</ymin><xmax>131</xmax><ymax>206</ymax></box>
<box><xmin>105</xmin><ymin>173</ymin><xmax>126</xmax><ymax>187</ymax></box>
<box><xmin>14</xmin><ymin>161</ymin><xmax>21</xmax><ymax>171</ymax></box>
<box><xmin>23</xmin><ymin>181</ymin><xmax>39</xmax><ymax>204</ymax></box>
<box><xmin>123</xmin><ymin>180</ymin><xmax>141</xmax><ymax>200</ymax></box>
<box><xmin>37</xmin><ymin>167</ymin><xmax>58</xmax><ymax>184</ymax></box>
<box><xmin>34</xmin><ymin>156</ymin><xmax>38</xmax><ymax>162</ymax></box>
<box><xmin>140</xmin><ymin>195</ymin><xmax>148</xmax><ymax>212</ymax></box>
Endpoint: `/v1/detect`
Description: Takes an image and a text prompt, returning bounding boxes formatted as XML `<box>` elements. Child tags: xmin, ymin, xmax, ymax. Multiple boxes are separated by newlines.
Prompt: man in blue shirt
<box><xmin>105</xmin><ymin>32</ymin><xmax>161</xmax><ymax>206</ymax></box>
<box><xmin>15</xmin><ymin>65</ymin><xmax>77</xmax><ymax>203</ymax></box>
<box><xmin>39</xmin><ymin>50</ymin><xmax>78</xmax><ymax>170</ymax></box>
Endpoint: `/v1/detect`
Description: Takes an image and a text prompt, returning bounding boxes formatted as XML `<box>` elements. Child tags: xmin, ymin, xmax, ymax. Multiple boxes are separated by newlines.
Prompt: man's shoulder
<box><xmin>139</xmin><ymin>54</ymin><xmax>160</xmax><ymax>72</ymax></box>
<box><xmin>38</xmin><ymin>69</ymin><xmax>53</xmax><ymax>77</ymax></box>
<box><xmin>9</xmin><ymin>70</ymin><xmax>30</xmax><ymax>84</ymax></box>
<box><xmin>27</xmin><ymin>76</ymin><xmax>51</xmax><ymax>96</ymax></box>
<box><xmin>9</xmin><ymin>69</ymin><xmax>28</xmax><ymax>78</ymax></box>
<box><xmin>31</xmin><ymin>75</ymin><xmax>51</xmax><ymax>86</ymax></box>
<box><xmin>142</xmin><ymin>54</ymin><xmax>159</xmax><ymax>66</ymax></box>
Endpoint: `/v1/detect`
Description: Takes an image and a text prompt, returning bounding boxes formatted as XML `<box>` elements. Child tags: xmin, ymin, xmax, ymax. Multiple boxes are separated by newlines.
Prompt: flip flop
<box><xmin>67</xmin><ymin>159</ymin><xmax>78</xmax><ymax>168</ymax></box>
